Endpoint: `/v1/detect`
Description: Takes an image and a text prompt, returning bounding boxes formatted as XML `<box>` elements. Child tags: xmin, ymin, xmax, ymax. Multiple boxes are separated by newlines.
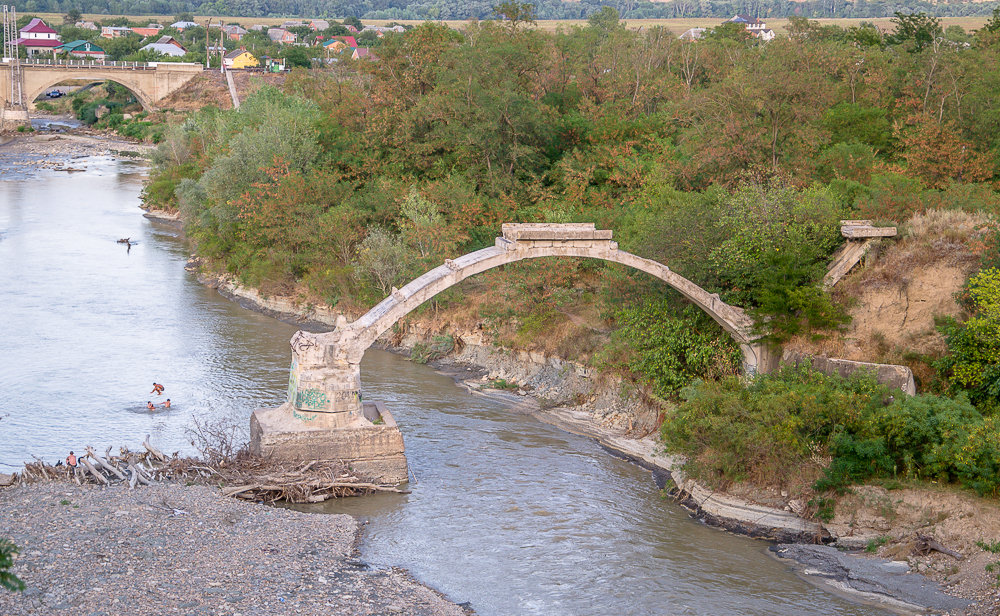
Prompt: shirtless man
<box><xmin>162</xmin><ymin>399</ymin><xmax>171</xmax><ymax>408</ymax></box>
<box><xmin>151</xmin><ymin>383</ymin><xmax>164</xmax><ymax>396</ymax></box>
<box><xmin>147</xmin><ymin>401</ymin><xmax>155</xmax><ymax>411</ymax></box>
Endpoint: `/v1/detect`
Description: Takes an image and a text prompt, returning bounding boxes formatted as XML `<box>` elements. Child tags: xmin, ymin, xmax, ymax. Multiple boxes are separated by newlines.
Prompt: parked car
<box><xmin>46</xmin><ymin>90</ymin><xmax>64</xmax><ymax>98</ymax></box>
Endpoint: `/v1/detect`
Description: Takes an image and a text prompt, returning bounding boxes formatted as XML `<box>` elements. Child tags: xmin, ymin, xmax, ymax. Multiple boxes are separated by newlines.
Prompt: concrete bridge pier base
<box><xmin>249</xmin><ymin>331</ymin><xmax>408</xmax><ymax>484</ymax></box>
<box><xmin>741</xmin><ymin>342</ymin><xmax>781</xmax><ymax>377</ymax></box>
<box><xmin>1</xmin><ymin>107</ymin><xmax>30</xmax><ymax>130</ymax></box>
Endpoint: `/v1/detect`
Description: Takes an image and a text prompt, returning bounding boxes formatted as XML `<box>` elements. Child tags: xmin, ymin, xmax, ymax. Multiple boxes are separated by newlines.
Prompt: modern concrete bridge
<box><xmin>251</xmin><ymin>223</ymin><xmax>775</xmax><ymax>482</ymax></box>
<box><xmin>1</xmin><ymin>59</ymin><xmax>203</xmax><ymax>115</ymax></box>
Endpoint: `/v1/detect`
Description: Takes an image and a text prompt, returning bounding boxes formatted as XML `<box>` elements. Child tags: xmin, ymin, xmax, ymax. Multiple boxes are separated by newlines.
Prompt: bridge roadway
<box><xmin>1</xmin><ymin>58</ymin><xmax>203</xmax><ymax>116</ymax></box>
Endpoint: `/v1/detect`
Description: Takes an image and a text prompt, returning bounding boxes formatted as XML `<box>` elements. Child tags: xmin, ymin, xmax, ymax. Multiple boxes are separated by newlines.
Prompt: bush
<box><xmin>937</xmin><ymin>267</ymin><xmax>1000</xmax><ymax>407</ymax></box>
<box><xmin>0</xmin><ymin>538</ymin><xmax>24</xmax><ymax>592</ymax></box>
<box><xmin>607</xmin><ymin>301</ymin><xmax>742</xmax><ymax>400</ymax></box>
<box><xmin>410</xmin><ymin>335</ymin><xmax>455</xmax><ymax>364</ymax></box>
<box><xmin>661</xmin><ymin>366</ymin><xmax>886</xmax><ymax>488</ymax></box>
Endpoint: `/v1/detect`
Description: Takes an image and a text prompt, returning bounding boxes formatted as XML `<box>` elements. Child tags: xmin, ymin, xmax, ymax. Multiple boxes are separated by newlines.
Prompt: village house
<box><xmin>131</xmin><ymin>24</ymin><xmax>163</xmax><ymax>37</ymax></box>
<box><xmin>221</xmin><ymin>25</ymin><xmax>247</xmax><ymax>41</ymax></box>
<box><xmin>352</xmin><ymin>47</ymin><xmax>376</xmax><ymax>61</ymax></box>
<box><xmin>140</xmin><ymin>35</ymin><xmax>188</xmax><ymax>57</ymax></box>
<box><xmin>281</xmin><ymin>20</ymin><xmax>304</xmax><ymax>28</ymax></box>
<box><xmin>267</xmin><ymin>28</ymin><xmax>297</xmax><ymax>44</ymax></box>
<box><xmin>223</xmin><ymin>47</ymin><xmax>259</xmax><ymax>69</ymax></box>
<box><xmin>75</xmin><ymin>21</ymin><xmax>98</xmax><ymax>30</ymax></box>
<box><xmin>309</xmin><ymin>19</ymin><xmax>330</xmax><ymax>31</ymax></box>
<box><xmin>345</xmin><ymin>24</ymin><xmax>358</xmax><ymax>33</ymax></box>
<box><xmin>55</xmin><ymin>39</ymin><xmax>106</xmax><ymax>60</ymax></box>
<box><xmin>726</xmin><ymin>14</ymin><xmax>776</xmax><ymax>40</ymax></box>
<box><xmin>101</xmin><ymin>26</ymin><xmax>133</xmax><ymax>38</ymax></box>
<box><xmin>170</xmin><ymin>20</ymin><xmax>199</xmax><ymax>31</ymax></box>
<box><xmin>18</xmin><ymin>18</ymin><xmax>61</xmax><ymax>56</ymax></box>
<box><xmin>249</xmin><ymin>24</ymin><xmax>266</xmax><ymax>31</ymax></box>
<box><xmin>322</xmin><ymin>35</ymin><xmax>356</xmax><ymax>53</ymax></box>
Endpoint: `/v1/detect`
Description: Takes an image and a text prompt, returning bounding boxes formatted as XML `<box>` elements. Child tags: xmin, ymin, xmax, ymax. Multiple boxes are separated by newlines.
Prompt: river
<box><xmin>0</xmin><ymin>152</ymin><xmax>892</xmax><ymax>615</ymax></box>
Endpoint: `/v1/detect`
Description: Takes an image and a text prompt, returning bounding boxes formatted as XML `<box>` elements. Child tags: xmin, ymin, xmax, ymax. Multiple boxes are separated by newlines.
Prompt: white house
<box><xmin>17</xmin><ymin>18</ymin><xmax>61</xmax><ymax>56</ymax></box>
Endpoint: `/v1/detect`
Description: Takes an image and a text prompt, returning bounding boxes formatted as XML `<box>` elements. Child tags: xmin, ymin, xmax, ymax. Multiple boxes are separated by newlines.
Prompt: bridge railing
<box><xmin>8</xmin><ymin>58</ymin><xmax>157</xmax><ymax>70</ymax></box>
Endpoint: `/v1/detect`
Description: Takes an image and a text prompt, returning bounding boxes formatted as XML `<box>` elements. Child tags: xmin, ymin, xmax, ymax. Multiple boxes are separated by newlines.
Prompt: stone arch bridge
<box><xmin>1</xmin><ymin>59</ymin><xmax>203</xmax><ymax>114</ymax></box>
<box><xmin>251</xmin><ymin>223</ymin><xmax>777</xmax><ymax>482</ymax></box>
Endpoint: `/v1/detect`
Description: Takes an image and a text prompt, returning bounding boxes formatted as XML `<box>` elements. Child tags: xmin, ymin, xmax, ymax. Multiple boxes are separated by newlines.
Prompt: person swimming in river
<box><xmin>146</xmin><ymin>401</ymin><xmax>155</xmax><ymax>411</ymax></box>
<box><xmin>161</xmin><ymin>399</ymin><xmax>171</xmax><ymax>408</ymax></box>
<box><xmin>151</xmin><ymin>382</ymin><xmax>164</xmax><ymax>396</ymax></box>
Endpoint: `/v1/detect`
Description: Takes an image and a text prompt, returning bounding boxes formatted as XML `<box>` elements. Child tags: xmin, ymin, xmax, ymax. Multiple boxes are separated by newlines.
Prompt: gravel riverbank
<box><xmin>0</xmin><ymin>482</ymin><xmax>468</xmax><ymax>616</ymax></box>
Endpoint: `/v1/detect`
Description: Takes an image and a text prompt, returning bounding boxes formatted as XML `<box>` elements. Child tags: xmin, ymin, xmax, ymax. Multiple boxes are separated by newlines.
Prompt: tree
<box><xmin>281</xmin><ymin>46</ymin><xmax>312</xmax><ymax>68</ymax></box>
<box><xmin>174</xmin><ymin>12</ymin><xmax>194</xmax><ymax>23</ymax></box>
<box><xmin>493</xmin><ymin>1</ymin><xmax>536</xmax><ymax>31</ymax></box>
<box><xmin>63</xmin><ymin>8</ymin><xmax>81</xmax><ymax>24</ymax></box>
<box><xmin>888</xmin><ymin>12</ymin><xmax>942</xmax><ymax>51</ymax></box>
<box><xmin>353</xmin><ymin>226</ymin><xmax>412</xmax><ymax>296</ymax></box>
<box><xmin>588</xmin><ymin>7</ymin><xmax>623</xmax><ymax>36</ymax></box>
<box><xmin>342</xmin><ymin>16</ymin><xmax>363</xmax><ymax>30</ymax></box>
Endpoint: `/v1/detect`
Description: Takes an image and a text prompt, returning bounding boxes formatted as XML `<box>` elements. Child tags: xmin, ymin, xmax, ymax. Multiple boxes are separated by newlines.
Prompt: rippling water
<box><xmin>0</xmin><ymin>158</ymin><xmax>890</xmax><ymax>616</ymax></box>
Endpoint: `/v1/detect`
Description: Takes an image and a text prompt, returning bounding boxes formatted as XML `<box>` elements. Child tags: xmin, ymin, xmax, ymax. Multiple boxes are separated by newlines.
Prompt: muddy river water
<box><xmin>0</xmin><ymin>155</ymin><xmax>891</xmax><ymax>615</ymax></box>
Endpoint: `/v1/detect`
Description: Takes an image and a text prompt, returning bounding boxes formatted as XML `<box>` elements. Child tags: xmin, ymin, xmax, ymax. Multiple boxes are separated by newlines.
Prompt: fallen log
<box><xmin>915</xmin><ymin>533</ymin><xmax>963</xmax><ymax>560</ymax></box>
<box><xmin>86</xmin><ymin>447</ymin><xmax>127</xmax><ymax>481</ymax></box>
<box><xmin>80</xmin><ymin>457</ymin><xmax>108</xmax><ymax>485</ymax></box>
<box><xmin>142</xmin><ymin>435</ymin><xmax>167</xmax><ymax>463</ymax></box>
<box><xmin>127</xmin><ymin>463</ymin><xmax>152</xmax><ymax>486</ymax></box>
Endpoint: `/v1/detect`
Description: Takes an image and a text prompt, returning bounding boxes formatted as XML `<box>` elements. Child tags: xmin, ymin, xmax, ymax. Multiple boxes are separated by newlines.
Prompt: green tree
<box><xmin>353</xmin><ymin>226</ymin><xmax>413</xmax><ymax>296</ymax></box>
<box><xmin>63</xmin><ymin>8</ymin><xmax>81</xmax><ymax>24</ymax></box>
<box><xmin>888</xmin><ymin>12</ymin><xmax>942</xmax><ymax>51</ymax></box>
<box><xmin>492</xmin><ymin>1</ymin><xmax>536</xmax><ymax>31</ymax></box>
<box><xmin>281</xmin><ymin>46</ymin><xmax>312</xmax><ymax>68</ymax></box>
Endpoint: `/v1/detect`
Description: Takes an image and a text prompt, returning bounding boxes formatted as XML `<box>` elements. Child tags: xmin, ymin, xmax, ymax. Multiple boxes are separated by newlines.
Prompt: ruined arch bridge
<box><xmin>250</xmin><ymin>223</ymin><xmax>778</xmax><ymax>483</ymax></box>
<box><xmin>0</xmin><ymin>59</ymin><xmax>203</xmax><ymax>118</ymax></box>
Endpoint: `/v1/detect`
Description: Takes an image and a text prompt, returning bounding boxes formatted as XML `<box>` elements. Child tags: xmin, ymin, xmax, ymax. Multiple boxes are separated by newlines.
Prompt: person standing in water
<box><xmin>161</xmin><ymin>399</ymin><xmax>171</xmax><ymax>408</ymax></box>
<box><xmin>151</xmin><ymin>383</ymin><xmax>164</xmax><ymax>396</ymax></box>
<box><xmin>147</xmin><ymin>401</ymin><xmax>155</xmax><ymax>411</ymax></box>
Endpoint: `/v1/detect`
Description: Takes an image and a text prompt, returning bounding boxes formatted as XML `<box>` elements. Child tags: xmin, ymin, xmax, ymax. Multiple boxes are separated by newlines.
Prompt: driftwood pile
<box><xmin>14</xmin><ymin>435</ymin><xmax>407</xmax><ymax>504</ymax></box>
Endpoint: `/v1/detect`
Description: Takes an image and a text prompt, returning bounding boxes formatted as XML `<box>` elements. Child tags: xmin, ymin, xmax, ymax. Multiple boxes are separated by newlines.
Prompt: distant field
<box><xmin>32</xmin><ymin>13</ymin><xmax>991</xmax><ymax>35</ymax></box>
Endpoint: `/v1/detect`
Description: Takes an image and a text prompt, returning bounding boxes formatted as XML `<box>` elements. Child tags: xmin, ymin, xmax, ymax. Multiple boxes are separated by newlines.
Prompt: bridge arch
<box><xmin>274</xmin><ymin>224</ymin><xmax>777</xmax><ymax>431</ymax></box>
<box><xmin>25</xmin><ymin>73</ymin><xmax>155</xmax><ymax>111</ymax></box>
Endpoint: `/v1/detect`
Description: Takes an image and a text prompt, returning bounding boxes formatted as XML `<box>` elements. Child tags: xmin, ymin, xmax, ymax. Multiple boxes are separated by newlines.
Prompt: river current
<box><xmin>0</xmin><ymin>155</ymin><xmax>891</xmax><ymax>615</ymax></box>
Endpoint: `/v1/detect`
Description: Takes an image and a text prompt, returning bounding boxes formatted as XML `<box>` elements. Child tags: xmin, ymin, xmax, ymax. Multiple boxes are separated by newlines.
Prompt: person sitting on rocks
<box><xmin>147</xmin><ymin>401</ymin><xmax>155</xmax><ymax>411</ymax></box>
<box><xmin>151</xmin><ymin>382</ymin><xmax>164</xmax><ymax>396</ymax></box>
<box><xmin>65</xmin><ymin>451</ymin><xmax>77</xmax><ymax>468</ymax></box>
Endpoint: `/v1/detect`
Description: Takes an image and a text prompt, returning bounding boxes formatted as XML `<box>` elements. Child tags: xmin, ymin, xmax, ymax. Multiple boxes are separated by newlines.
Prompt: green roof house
<box><xmin>55</xmin><ymin>40</ymin><xmax>106</xmax><ymax>60</ymax></box>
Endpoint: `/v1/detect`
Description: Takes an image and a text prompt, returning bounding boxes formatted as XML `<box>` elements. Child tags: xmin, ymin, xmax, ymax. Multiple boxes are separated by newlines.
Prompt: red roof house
<box><xmin>18</xmin><ymin>18</ymin><xmax>61</xmax><ymax>56</ymax></box>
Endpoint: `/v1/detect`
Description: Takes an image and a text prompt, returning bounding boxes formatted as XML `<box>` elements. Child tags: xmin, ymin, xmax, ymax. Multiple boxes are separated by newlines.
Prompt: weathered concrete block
<box><xmin>782</xmin><ymin>351</ymin><xmax>915</xmax><ymax>395</ymax></box>
<box><xmin>841</xmin><ymin>225</ymin><xmax>897</xmax><ymax>239</ymax></box>
<box><xmin>250</xmin><ymin>402</ymin><xmax>408</xmax><ymax>484</ymax></box>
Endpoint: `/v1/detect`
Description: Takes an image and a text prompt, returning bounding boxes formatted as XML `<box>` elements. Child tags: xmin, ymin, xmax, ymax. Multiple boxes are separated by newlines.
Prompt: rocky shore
<box><xmin>0</xmin><ymin>482</ymin><xmax>467</xmax><ymax>616</ymax></box>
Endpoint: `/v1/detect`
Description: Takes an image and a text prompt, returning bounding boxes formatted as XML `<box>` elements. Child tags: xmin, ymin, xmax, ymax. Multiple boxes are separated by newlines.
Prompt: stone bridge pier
<box><xmin>250</xmin><ymin>224</ymin><xmax>777</xmax><ymax>484</ymax></box>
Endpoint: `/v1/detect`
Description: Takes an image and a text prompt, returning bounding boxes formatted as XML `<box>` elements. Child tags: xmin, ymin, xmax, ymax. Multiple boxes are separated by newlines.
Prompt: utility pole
<box><xmin>2</xmin><ymin>4</ymin><xmax>28</xmax><ymax>128</ymax></box>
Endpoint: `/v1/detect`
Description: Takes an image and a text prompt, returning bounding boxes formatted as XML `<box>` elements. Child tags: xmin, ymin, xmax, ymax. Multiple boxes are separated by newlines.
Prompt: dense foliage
<box><xmin>140</xmin><ymin>13</ymin><xmax>1000</xmax><ymax>497</ymax></box>
<box><xmin>663</xmin><ymin>367</ymin><xmax>1000</xmax><ymax>498</ymax></box>
<box><xmin>0</xmin><ymin>540</ymin><xmax>23</xmax><ymax>593</ymax></box>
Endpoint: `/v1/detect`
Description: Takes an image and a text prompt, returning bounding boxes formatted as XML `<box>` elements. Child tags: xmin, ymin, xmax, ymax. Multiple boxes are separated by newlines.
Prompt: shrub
<box><xmin>410</xmin><ymin>335</ymin><xmax>455</xmax><ymax>364</ymax></box>
<box><xmin>607</xmin><ymin>302</ymin><xmax>742</xmax><ymax>400</ymax></box>
<box><xmin>0</xmin><ymin>538</ymin><xmax>24</xmax><ymax>592</ymax></box>
<box><xmin>937</xmin><ymin>267</ymin><xmax>1000</xmax><ymax>406</ymax></box>
<box><xmin>661</xmin><ymin>366</ymin><xmax>886</xmax><ymax>488</ymax></box>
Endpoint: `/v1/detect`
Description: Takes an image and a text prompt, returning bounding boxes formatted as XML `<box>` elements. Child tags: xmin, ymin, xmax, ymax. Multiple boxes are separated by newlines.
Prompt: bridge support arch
<box><xmin>250</xmin><ymin>224</ymin><xmax>777</xmax><ymax>482</ymax></box>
